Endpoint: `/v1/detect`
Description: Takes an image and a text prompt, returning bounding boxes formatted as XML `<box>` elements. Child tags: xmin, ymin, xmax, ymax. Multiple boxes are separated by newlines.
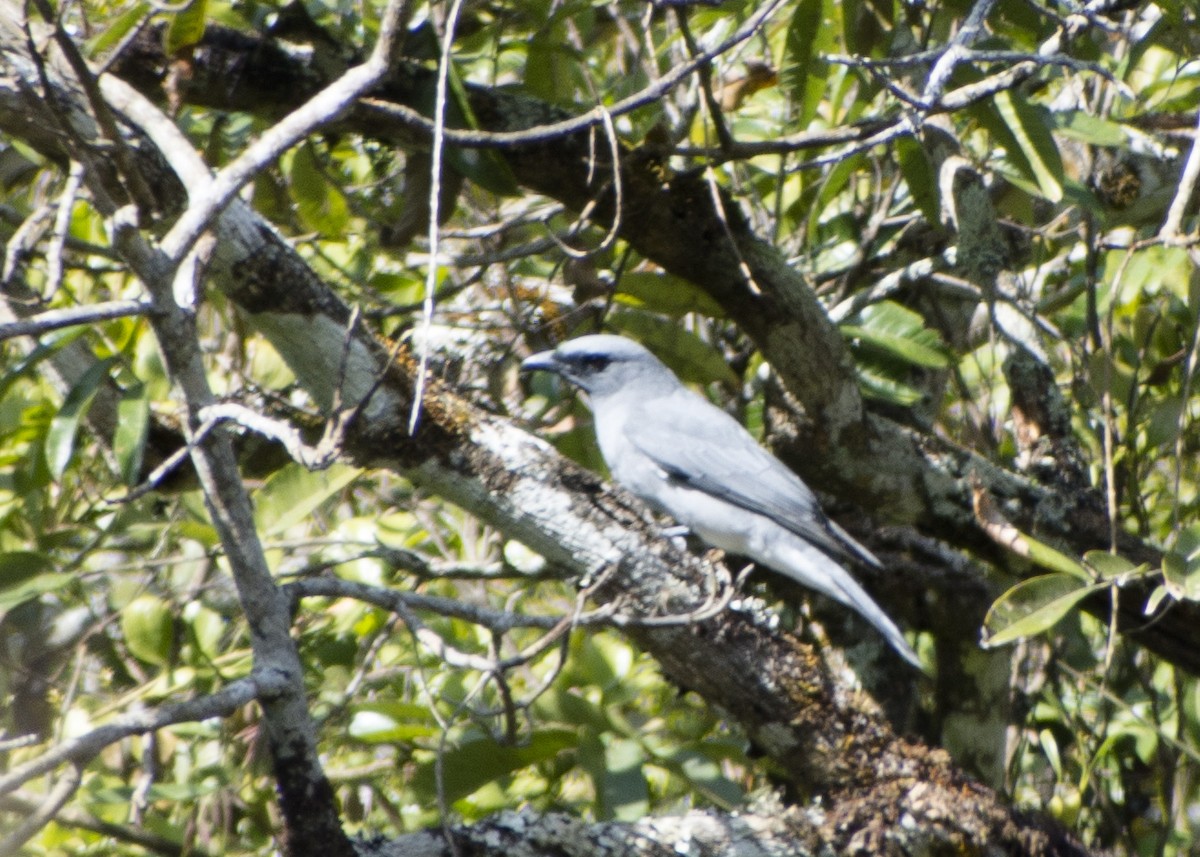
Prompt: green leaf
<box><xmin>614</xmin><ymin>270</ymin><xmax>725</xmax><ymax>318</ymax></box>
<box><xmin>349</xmin><ymin>702</ymin><xmax>439</xmax><ymax>743</ymax></box>
<box><xmin>122</xmin><ymin>594</ymin><xmax>175</xmax><ymax>666</ymax></box>
<box><xmin>662</xmin><ymin>748</ymin><xmax>744</xmax><ymax>809</ymax></box>
<box><xmin>0</xmin><ymin>552</ymin><xmax>68</xmax><ymax>612</ymax></box>
<box><xmin>780</xmin><ymin>0</ymin><xmax>825</xmax><ymax>124</ymax></box>
<box><xmin>184</xmin><ymin>603</ymin><xmax>226</xmax><ymax>662</ymax></box>
<box><xmin>411</xmin><ymin>730</ymin><xmax>577</xmax><ymax>804</ymax></box>
<box><xmin>254</xmin><ymin>463</ymin><xmax>360</xmax><ymax>537</ymax></box>
<box><xmin>1051</xmin><ymin>111</ymin><xmax>1128</xmax><ymax>147</ymax></box>
<box><xmin>600</xmin><ymin>737</ymin><xmax>650</xmax><ymax>821</ymax></box>
<box><xmin>982</xmin><ymin>573</ymin><xmax>1105</xmax><ymax>648</ymax></box>
<box><xmin>896</xmin><ymin>136</ymin><xmax>941</xmax><ymax>226</ymax></box>
<box><xmin>287</xmin><ymin>143</ymin><xmax>350</xmax><ymax>236</ymax></box>
<box><xmin>442</xmin><ymin>65</ymin><xmax>519</xmax><ymax>197</ymax></box>
<box><xmin>1162</xmin><ymin>549</ymin><xmax>1200</xmax><ymax>602</ymax></box>
<box><xmin>1083</xmin><ymin>550</ymin><xmax>1141</xmax><ymax>580</ymax></box>
<box><xmin>46</xmin><ymin>357</ymin><xmax>117</xmax><ymax>480</ymax></box>
<box><xmin>115</xmin><ymin>381</ymin><xmax>149</xmax><ymax>485</ymax></box>
<box><xmin>842</xmin><ymin>300</ymin><xmax>952</xmax><ymax>369</ymax></box>
<box><xmin>164</xmin><ymin>0</ymin><xmax>209</xmax><ymax>56</ymax></box>
<box><xmin>87</xmin><ymin>2</ymin><xmax>151</xmax><ymax>58</ymax></box>
<box><xmin>1021</xmin><ymin>537</ymin><xmax>1093</xmax><ymax>581</ymax></box>
<box><xmin>992</xmin><ymin>91</ymin><xmax>1064</xmax><ymax>202</ymax></box>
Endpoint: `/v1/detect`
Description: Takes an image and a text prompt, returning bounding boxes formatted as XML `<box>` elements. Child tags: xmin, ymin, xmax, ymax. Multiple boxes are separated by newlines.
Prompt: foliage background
<box><xmin>1</xmin><ymin>0</ymin><xmax>1200</xmax><ymax>854</ymax></box>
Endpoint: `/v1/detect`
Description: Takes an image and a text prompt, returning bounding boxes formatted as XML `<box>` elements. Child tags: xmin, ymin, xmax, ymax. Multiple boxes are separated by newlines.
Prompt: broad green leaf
<box><xmin>287</xmin><ymin>143</ymin><xmax>350</xmax><ymax>236</ymax></box>
<box><xmin>855</xmin><ymin>364</ymin><xmax>924</xmax><ymax>406</ymax></box>
<box><xmin>1083</xmin><ymin>550</ymin><xmax>1140</xmax><ymax>580</ymax></box>
<box><xmin>254</xmin><ymin>463</ymin><xmax>361</xmax><ymax>537</ymax></box>
<box><xmin>842</xmin><ymin>301</ymin><xmax>952</xmax><ymax>369</ymax></box>
<box><xmin>184</xmin><ymin>603</ymin><xmax>226</xmax><ymax>662</ymax></box>
<box><xmin>410</xmin><ymin>730</ymin><xmax>577</xmax><ymax>804</ymax></box>
<box><xmin>0</xmin><ymin>552</ymin><xmax>67</xmax><ymax>612</ymax></box>
<box><xmin>662</xmin><ymin>748</ymin><xmax>744</xmax><ymax>809</ymax></box>
<box><xmin>614</xmin><ymin>270</ymin><xmax>725</xmax><ymax>318</ymax></box>
<box><xmin>780</xmin><ymin>0</ymin><xmax>825</xmax><ymax>124</ymax></box>
<box><xmin>46</xmin><ymin>357</ymin><xmax>117</xmax><ymax>480</ymax></box>
<box><xmin>164</xmin><ymin>0</ymin><xmax>209</xmax><ymax>56</ymax></box>
<box><xmin>122</xmin><ymin>594</ymin><xmax>175</xmax><ymax>666</ymax></box>
<box><xmin>1051</xmin><ymin>111</ymin><xmax>1128</xmax><ymax>147</ymax></box>
<box><xmin>115</xmin><ymin>381</ymin><xmax>149</xmax><ymax>485</ymax></box>
<box><xmin>349</xmin><ymin>703</ymin><xmax>439</xmax><ymax>743</ymax></box>
<box><xmin>1162</xmin><ymin>550</ymin><xmax>1200</xmax><ymax>601</ymax></box>
<box><xmin>992</xmin><ymin>91</ymin><xmax>1064</xmax><ymax>202</ymax></box>
<box><xmin>982</xmin><ymin>573</ymin><xmax>1105</xmax><ymax>648</ymax></box>
<box><xmin>896</xmin><ymin>136</ymin><xmax>941</xmax><ymax>226</ymax></box>
<box><xmin>600</xmin><ymin>737</ymin><xmax>650</xmax><ymax>821</ymax></box>
<box><xmin>87</xmin><ymin>2</ymin><xmax>150</xmax><ymax>58</ymax></box>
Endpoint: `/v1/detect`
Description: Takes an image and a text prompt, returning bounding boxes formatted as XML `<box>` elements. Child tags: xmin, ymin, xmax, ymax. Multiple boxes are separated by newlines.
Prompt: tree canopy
<box><xmin>1</xmin><ymin>0</ymin><xmax>1199</xmax><ymax>854</ymax></box>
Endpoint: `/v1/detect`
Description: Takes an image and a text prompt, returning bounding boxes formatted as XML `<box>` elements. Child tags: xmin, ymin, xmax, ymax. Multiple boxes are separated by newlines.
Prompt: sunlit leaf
<box><xmin>614</xmin><ymin>270</ymin><xmax>725</xmax><ymax>318</ymax></box>
<box><xmin>164</xmin><ymin>0</ymin><xmax>209</xmax><ymax>56</ymax></box>
<box><xmin>87</xmin><ymin>2</ymin><xmax>150</xmax><ymax>58</ymax></box>
<box><xmin>287</xmin><ymin>143</ymin><xmax>350</xmax><ymax>236</ymax></box>
<box><xmin>1082</xmin><ymin>550</ymin><xmax>1140</xmax><ymax>580</ymax></box>
<box><xmin>122</xmin><ymin>594</ymin><xmax>175</xmax><ymax>666</ymax></box>
<box><xmin>982</xmin><ymin>573</ymin><xmax>1105</xmax><ymax>648</ymax></box>
<box><xmin>254</xmin><ymin>463</ymin><xmax>361</xmax><ymax>537</ymax></box>
<box><xmin>608</xmin><ymin>311</ymin><xmax>738</xmax><ymax>385</ymax></box>
<box><xmin>842</xmin><ymin>301</ymin><xmax>952</xmax><ymax>369</ymax></box>
<box><xmin>992</xmin><ymin>90</ymin><xmax>1064</xmax><ymax>202</ymax></box>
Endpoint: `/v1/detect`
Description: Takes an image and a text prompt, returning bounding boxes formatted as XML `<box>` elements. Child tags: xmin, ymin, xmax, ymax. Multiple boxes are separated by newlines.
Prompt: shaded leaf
<box><xmin>410</xmin><ymin>730</ymin><xmax>577</xmax><ymax>804</ymax></box>
<box><xmin>115</xmin><ymin>381</ymin><xmax>149</xmax><ymax>486</ymax></box>
<box><xmin>46</xmin><ymin>357</ymin><xmax>116</xmax><ymax>480</ymax></box>
<box><xmin>0</xmin><ymin>552</ymin><xmax>68</xmax><ymax>613</ymax></box>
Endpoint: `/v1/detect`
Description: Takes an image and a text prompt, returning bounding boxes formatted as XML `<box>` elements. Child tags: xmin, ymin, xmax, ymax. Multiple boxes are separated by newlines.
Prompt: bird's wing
<box><xmin>626</xmin><ymin>392</ymin><xmax>880</xmax><ymax>568</ymax></box>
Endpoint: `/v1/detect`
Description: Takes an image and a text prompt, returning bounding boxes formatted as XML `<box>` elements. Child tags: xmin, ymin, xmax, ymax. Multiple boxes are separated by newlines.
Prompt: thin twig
<box><xmin>354</xmin><ymin>0</ymin><xmax>788</xmax><ymax>149</ymax></box>
<box><xmin>1159</xmin><ymin>107</ymin><xmax>1200</xmax><ymax>240</ymax></box>
<box><xmin>409</xmin><ymin>0</ymin><xmax>467</xmax><ymax>435</ymax></box>
<box><xmin>44</xmin><ymin>161</ymin><xmax>84</xmax><ymax>300</ymax></box>
<box><xmin>0</xmin><ymin>678</ymin><xmax>260</xmax><ymax>796</ymax></box>
<box><xmin>0</xmin><ymin>764</ymin><xmax>82</xmax><ymax>854</ymax></box>
<box><xmin>148</xmin><ymin>0</ymin><xmax>414</xmax><ymax>268</ymax></box>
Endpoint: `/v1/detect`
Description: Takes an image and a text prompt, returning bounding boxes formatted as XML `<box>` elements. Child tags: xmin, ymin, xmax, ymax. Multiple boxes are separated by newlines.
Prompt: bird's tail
<box><xmin>766</xmin><ymin>536</ymin><xmax>921</xmax><ymax>668</ymax></box>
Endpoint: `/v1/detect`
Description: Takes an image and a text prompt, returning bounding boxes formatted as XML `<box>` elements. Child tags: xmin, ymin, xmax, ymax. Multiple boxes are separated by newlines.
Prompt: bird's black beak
<box><xmin>520</xmin><ymin>350</ymin><xmax>562</xmax><ymax>375</ymax></box>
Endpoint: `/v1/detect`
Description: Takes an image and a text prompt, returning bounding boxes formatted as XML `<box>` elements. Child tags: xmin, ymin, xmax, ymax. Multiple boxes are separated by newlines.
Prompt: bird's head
<box><xmin>521</xmin><ymin>334</ymin><xmax>674</xmax><ymax>399</ymax></box>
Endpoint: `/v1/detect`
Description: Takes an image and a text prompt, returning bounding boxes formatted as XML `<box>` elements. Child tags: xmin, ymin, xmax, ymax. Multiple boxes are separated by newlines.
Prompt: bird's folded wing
<box><xmin>626</xmin><ymin>406</ymin><xmax>880</xmax><ymax>568</ymax></box>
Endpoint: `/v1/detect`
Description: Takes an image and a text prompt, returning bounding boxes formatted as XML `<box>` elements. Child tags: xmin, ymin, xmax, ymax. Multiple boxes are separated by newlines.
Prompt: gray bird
<box><xmin>522</xmin><ymin>334</ymin><xmax>920</xmax><ymax>667</ymax></box>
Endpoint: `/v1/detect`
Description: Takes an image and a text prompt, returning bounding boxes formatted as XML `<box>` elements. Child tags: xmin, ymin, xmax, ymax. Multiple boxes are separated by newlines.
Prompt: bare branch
<box><xmin>1159</xmin><ymin>107</ymin><xmax>1200</xmax><ymax>241</ymax></box>
<box><xmin>0</xmin><ymin>678</ymin><xmax>259</xmax><ymax>797</ymax></box>
<box><xmin>0</xmin><ymin>299</ymin><xmax>153</xmax><ymax>341</ymax></box>
<box><xmin>0</xmin><ymin>764</ymin><xmax>82</xmax><ymax>854</ymax></box>
<box><xmin>151</xmin><ymin>0</ymin><xmax>415</xmax><ymax>269</ymax></box>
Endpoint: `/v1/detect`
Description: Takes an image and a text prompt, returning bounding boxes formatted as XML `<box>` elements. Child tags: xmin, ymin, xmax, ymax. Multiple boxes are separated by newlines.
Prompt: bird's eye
<box><xmin>576</xmin><ymin>355</ymin><xmax>611</xmax><ymax>372</ymax></box>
